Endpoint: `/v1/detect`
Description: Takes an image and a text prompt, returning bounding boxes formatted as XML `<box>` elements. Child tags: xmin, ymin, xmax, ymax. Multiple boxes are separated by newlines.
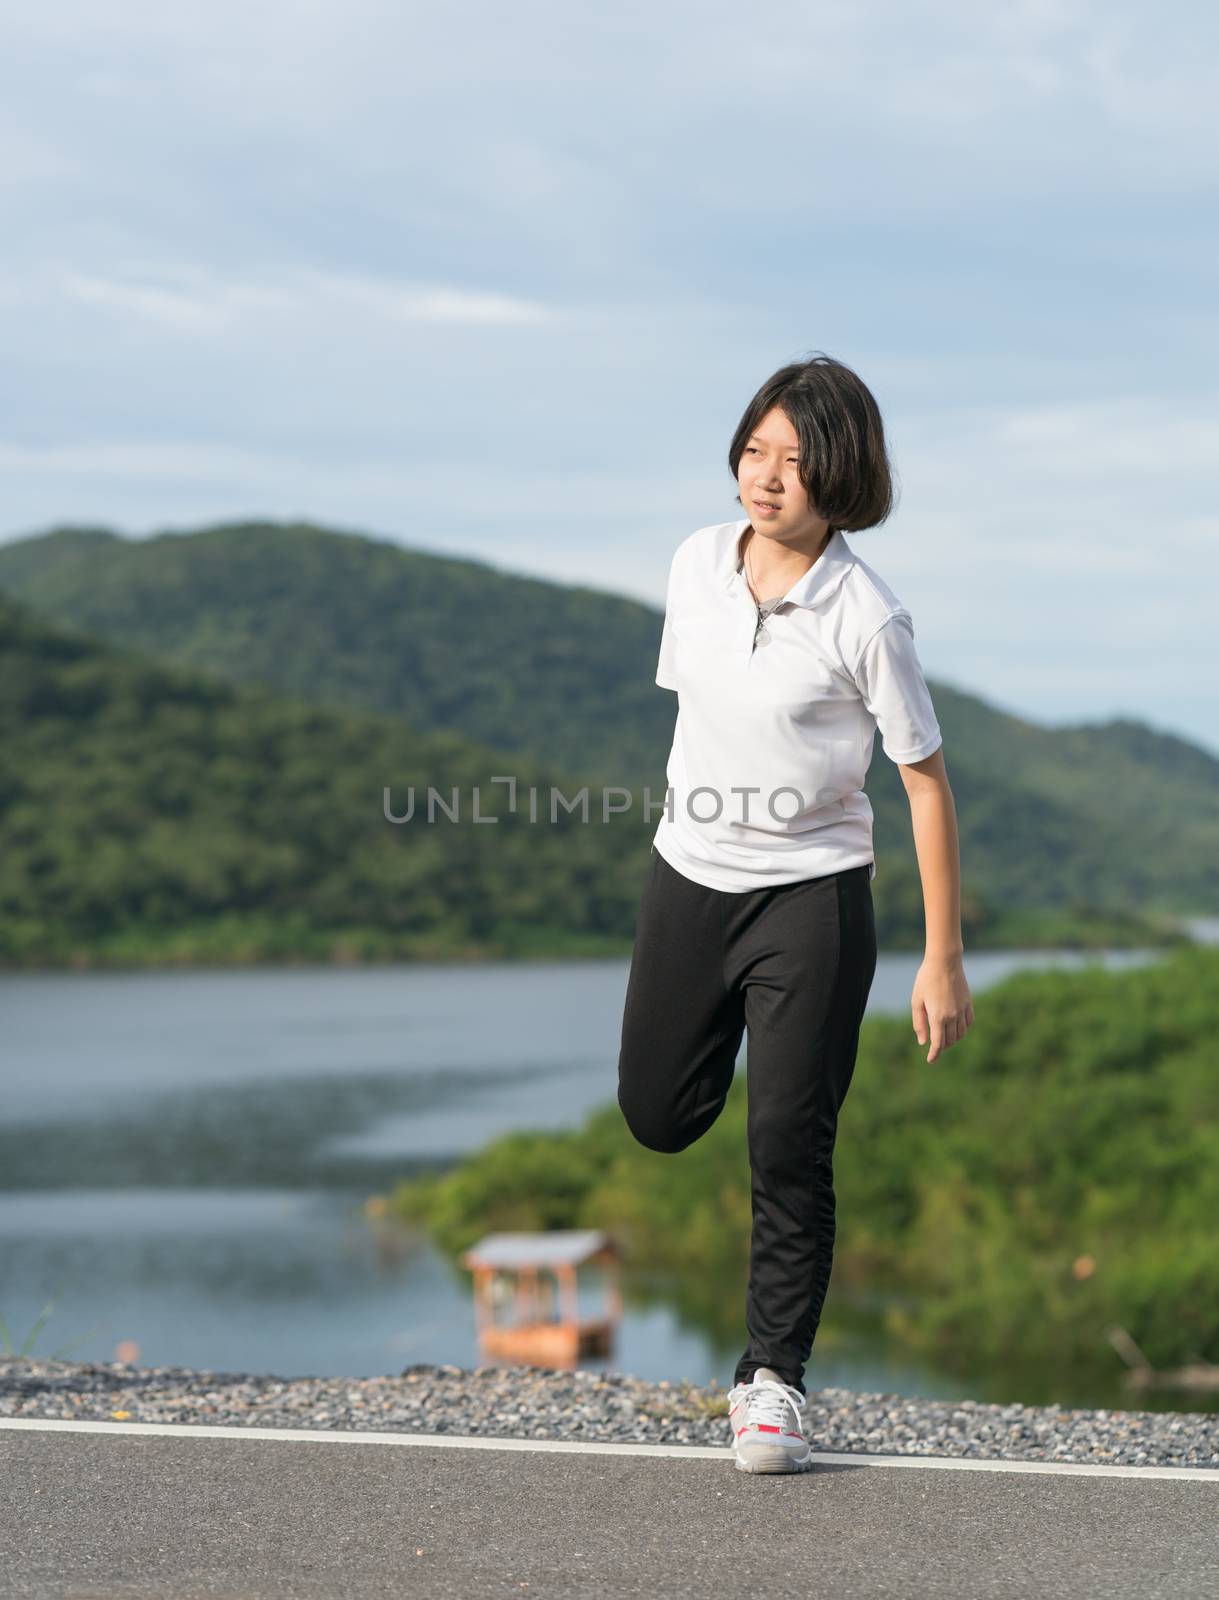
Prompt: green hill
<box><xmin>0</xmin><ymin>521</ymin><xmax>673</xmax><ymax>787</ymax></box>
<box><xmin>0</xmin><ymin>592</ymin><xmax>654</xmax><ymax>967</ymax></box>
<box><xmin>1</xmin><ymin>519</ymin><xmax>1216</xmax><ymax>956</ymax></box>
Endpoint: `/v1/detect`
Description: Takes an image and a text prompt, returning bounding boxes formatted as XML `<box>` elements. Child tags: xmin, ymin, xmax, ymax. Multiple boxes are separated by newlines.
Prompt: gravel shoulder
<box><xmin>3</xmin><ymin>1356</ymin><xmax>1218</xmax><ymax>1470</ymax></box>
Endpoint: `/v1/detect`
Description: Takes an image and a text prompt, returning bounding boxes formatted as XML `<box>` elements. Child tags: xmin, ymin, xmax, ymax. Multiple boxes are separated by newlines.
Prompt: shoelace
<box><xmin>729</xmin><ymin>1377</ymin><xmax>806</xmax><ymax>1436</ymax></box>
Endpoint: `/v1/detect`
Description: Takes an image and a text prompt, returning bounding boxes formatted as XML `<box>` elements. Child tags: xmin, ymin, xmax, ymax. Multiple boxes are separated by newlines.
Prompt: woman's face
<box><xmin>737</xmin><ymin>406</ymin><xmax>823</xmax><ymax>541</ymax></box>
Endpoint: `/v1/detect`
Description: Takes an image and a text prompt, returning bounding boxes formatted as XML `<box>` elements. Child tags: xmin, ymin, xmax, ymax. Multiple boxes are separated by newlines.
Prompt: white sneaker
<box><xmin>726</xmin><ymin>1367</ymin><xmax>812</xmax><ymax>1474</ymax></box>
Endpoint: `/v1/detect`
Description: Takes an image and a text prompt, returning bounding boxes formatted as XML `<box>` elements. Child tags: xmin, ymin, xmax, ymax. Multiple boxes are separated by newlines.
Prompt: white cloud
<box><xmin>58</xmin><ymin>269</ymin><xmax>293</xmax><ymax>331</ymax></box>
<box><xmin>47</xmin><ymin>264</ymin><xmax>554</xmax><ymax>332</ymax></box>
<box><xmin>0</xmin><ymin>120</ymin><xmax>80</xmax><ymax>188</ymax></box>
<box><xmin>0</xmin><ymin>437</ymin><xmax>297</xmax><ymax>483</ymax></box>
<box><xmin>295</xmin><ymin>270</ymin><xmax>555</xmax><ymax>327</ymax></box>
<box><xmin>993</xmin><ymin>401</ymin><xmax>1219</xmax><ymax>475</ymax></box>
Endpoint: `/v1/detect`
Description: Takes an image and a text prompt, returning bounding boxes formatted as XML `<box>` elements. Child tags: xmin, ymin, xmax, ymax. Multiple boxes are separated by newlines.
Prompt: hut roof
<box><xmin>460</xmin><ymin>1229</ymin><xmax>618</xmax><ymax>1270</ymax></box>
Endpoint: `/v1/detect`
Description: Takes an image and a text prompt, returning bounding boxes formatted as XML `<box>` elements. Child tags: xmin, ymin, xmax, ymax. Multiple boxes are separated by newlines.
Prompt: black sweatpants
<box><xmin>616</xmin><ymin>844</ymin><xmax>878</xmax><ymax>1397</ymax></box>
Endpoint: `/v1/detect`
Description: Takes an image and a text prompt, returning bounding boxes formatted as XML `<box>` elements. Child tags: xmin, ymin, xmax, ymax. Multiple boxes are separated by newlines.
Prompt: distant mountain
<box><xmin>0</xmin><ymin>591</ymin><xmax>656</xmax><ymax>966</ymax></box>
<box><xmin>0</xmin><ymin>520</ymin><xmax>673</xmax><ymax>788</ymax></box>
<box><xmin>1</xmin><ymin>519</ymin><xmax>1216</xmax><ymax>952</ymax></box>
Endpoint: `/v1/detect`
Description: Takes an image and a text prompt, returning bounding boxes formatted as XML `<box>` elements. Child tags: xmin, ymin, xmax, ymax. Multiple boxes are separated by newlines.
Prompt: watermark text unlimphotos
<box><xmin>383</xmin><ymin>777</ymin><xmax>817</xmax><ymax>825</ymax></box>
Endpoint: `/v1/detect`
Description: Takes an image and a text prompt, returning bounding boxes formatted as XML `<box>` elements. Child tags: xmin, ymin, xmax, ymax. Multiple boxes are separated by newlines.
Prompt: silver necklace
<box><xmin>745</xmin><ymin>539</ymin><xmax>778</xmax><ymax>648</ymax></box>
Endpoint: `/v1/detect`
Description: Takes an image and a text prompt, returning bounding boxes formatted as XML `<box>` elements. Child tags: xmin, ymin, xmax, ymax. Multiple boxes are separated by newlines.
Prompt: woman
<box><xmin>616</xmin><ymin>353</ymin><xmax>973</xmax><ymax>1475</ymax></box>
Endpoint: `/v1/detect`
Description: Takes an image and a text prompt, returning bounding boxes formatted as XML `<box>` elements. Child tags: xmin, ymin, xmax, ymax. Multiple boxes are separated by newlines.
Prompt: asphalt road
<box><xmin>3</xmin><ymin>1419</ymin><xmax>1217</xmax><ymax>1599</ymax></box>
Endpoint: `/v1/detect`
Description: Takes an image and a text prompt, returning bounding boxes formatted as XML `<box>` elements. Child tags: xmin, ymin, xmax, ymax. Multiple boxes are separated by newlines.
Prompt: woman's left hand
<box><xmin>911</xmin><ymin>955</ymin><xmax>974</xmax><ymax>1063</ymax></box>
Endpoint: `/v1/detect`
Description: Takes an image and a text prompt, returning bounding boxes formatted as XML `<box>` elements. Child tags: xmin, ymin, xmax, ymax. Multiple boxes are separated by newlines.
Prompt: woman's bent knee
<box><xmin>616</xmin><ymin>1082</ymin><xmax>696</xmax><ymax>1154</ymax></box>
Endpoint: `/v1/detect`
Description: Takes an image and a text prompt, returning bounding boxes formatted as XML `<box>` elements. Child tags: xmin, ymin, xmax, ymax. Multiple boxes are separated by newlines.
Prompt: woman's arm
<box><xmin>897</xmin><ymin>746</ymin><xmax>974</xmax><ymax>1063</ymax></box>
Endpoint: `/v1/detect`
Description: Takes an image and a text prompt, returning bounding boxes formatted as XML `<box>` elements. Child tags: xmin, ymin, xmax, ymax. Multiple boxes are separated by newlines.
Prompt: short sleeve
<box><xmin>854</xmin><ymin>611</ymin><xmax>942</xmax><ymax>764</ymax></box>
<box><xmin>655</xmin><ymin>551</ymin><xmax>678</xmax><ymax>691</ymax></box>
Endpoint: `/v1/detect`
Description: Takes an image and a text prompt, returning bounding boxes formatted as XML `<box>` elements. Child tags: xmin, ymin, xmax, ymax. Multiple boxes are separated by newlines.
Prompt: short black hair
<box><xmin>728</xmin><ymin>352</ymin><xmax>896</xmax><ymax>533</ymax></box>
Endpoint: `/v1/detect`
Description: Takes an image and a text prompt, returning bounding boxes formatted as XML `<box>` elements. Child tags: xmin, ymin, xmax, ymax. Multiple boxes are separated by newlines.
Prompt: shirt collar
<box><xmin>721</xmin><ymin>517</ymin><xmax>855</xmax><ymax>609</ymax></box>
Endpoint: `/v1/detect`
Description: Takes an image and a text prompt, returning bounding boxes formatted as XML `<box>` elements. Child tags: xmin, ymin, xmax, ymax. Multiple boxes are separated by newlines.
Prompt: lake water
<box><xmin>0</xmin><ymin>940</ymin><xmax>1186</xmax><ymax>1403</ymax></box>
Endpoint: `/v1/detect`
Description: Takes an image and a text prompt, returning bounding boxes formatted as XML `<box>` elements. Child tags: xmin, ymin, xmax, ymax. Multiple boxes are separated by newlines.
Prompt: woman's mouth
<box><xmin>754</xmin><ymin>500</ymin><xmax>781</xmax><ymax>516</ymax></box>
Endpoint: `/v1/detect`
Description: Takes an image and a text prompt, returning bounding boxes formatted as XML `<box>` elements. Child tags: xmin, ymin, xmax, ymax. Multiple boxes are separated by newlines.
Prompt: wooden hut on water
<box><xmin>459</xmin><ymin>1229</ymin><xmax>622</xmax><ymax>1368</ymax></box>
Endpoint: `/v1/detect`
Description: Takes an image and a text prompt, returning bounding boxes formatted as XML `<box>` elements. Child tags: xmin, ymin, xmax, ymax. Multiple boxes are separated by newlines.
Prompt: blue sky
<box><xmin>3</xmin><ymin>2</ymin><xmax>1217</xmax><ymax>753</ymax></box>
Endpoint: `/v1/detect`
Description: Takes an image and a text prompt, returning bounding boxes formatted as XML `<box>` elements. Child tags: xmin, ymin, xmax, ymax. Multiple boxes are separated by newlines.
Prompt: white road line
<box><xmin>2</xmin><ymin>1416</ymin><xmax>1217</xmax><ymax>1481</ymax></box>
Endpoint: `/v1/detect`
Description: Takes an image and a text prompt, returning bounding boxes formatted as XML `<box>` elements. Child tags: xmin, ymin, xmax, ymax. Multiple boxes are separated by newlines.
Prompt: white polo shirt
<box><xmin>651</xmin><ymin>517</ymin><xmax>942</xmax><ymax>892</ymax></box>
